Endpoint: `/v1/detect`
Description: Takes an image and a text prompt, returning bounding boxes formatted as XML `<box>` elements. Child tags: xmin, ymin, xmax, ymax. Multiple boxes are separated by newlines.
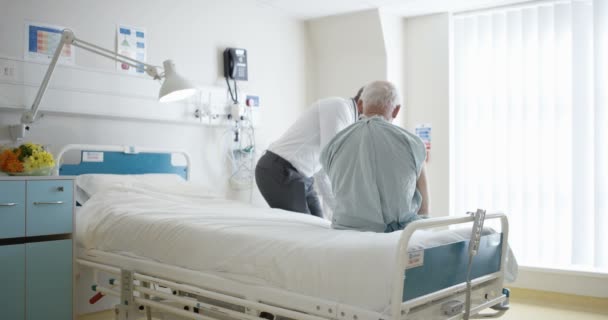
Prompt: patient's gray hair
<box><xmin>360</xmin><ymin>81</ymin><xmax>401</xmax><ymax>116</ymax></box>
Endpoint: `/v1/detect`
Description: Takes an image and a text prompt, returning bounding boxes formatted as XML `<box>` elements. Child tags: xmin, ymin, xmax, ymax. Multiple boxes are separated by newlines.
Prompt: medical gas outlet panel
<box><xmin>193</xmin><ymin>92</ymin><xmax>260</xmax><ymax>126</ymax></box>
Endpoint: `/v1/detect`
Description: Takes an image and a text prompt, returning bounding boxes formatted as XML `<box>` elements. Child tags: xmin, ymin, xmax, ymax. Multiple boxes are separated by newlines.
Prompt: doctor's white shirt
<box><xmin>267</xmin><ymin>97</ymin><xmax>358</xmax><ymax>178</ymax></box>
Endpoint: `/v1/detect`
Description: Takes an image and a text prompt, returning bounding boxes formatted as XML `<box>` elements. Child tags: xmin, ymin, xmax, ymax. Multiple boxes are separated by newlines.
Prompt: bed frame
<box><xmin>58</xmin><ymin>144</ymin><xmax>511</xmax><ymax>320</ymax></box>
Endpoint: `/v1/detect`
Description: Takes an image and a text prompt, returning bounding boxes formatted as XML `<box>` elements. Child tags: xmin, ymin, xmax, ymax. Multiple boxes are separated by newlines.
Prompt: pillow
<box><xmin>76</xmin><ymin>174</ymin><xmax>186</xmax><ymax>200</ymax></box>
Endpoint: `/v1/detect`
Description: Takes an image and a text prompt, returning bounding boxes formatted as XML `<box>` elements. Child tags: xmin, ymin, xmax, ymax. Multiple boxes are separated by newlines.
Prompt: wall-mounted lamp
<box><xmin>9</xmin><ymin>29</ymin><xmax>196</xmax><ymax>140</ymax></box>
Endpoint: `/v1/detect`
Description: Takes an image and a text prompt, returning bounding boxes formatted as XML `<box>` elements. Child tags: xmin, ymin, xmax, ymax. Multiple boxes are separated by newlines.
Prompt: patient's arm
<box><xmin>417</xmin><ymin>165</ymin><xmax>430</xmax><ymax>215</ymax></box>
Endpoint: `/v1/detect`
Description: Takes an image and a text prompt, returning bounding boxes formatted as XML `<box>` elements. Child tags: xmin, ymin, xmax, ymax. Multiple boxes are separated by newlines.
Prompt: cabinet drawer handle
<box><xmin>0</xmin><ymin>202</ymin><xmax>17</xmax><ymax>207</ymax></box>
<box><xmin>33</xmin><ymin>201</ymin><xmax>64</xmax><ymax>205</ymax></box>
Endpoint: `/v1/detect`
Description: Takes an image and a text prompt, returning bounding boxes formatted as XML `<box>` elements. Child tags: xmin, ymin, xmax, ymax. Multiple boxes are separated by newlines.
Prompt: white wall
<box><xmin>403</xmin><ymin>13</ymin><xmax>451</xmax><ymax>217</ymax></box>
<box><xmin>379</xmin><ymin>10</ymin><xmax>407</xmax><ymax>126</ymax></box>
<box><xmin>307</xmin><ymin>9</ymin><xmax>387</xmax><ymax>99</ymax></box>
<box><xmin>0</xmin><ymin>0</ymin><xmax>311</xmax><ymax>203</ymax></box>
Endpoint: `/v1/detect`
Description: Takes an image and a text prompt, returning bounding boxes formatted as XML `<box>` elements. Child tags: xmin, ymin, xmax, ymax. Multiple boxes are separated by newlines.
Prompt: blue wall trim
<box><xmin>59</xmin><ymin>151</ymin><xmax>188</xmax><ymax>179</ymax></box>
<box><xmin>403</xmin><ymin>233</ymin><xmax>503</xmax><ymax>301</ymax></box>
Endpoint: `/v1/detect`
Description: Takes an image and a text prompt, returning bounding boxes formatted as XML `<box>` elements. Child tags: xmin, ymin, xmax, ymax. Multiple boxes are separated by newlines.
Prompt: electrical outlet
<box><xmin>0</xmin><ymin>60</ymin><xmax>17</xmax><ymax>81</ymax></box>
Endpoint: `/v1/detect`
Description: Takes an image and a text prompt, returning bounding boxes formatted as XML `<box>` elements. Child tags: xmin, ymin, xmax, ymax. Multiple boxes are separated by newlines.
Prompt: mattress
<box><xmin>75</xmin><ymin>180</ymin><xmax>513</xmax><ymax>313</ymax></box>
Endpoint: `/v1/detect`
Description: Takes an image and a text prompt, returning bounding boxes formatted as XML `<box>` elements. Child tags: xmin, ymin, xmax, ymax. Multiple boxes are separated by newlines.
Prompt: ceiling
<box><xmin>256</xmin><ymin>0</ymin><xmax>529</xmax><ymax>20</ymax></box>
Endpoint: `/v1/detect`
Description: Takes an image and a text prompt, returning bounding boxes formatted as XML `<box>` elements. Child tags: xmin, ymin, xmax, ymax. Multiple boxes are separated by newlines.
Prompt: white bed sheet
<box><xmin>76</xmin><ymin>181</ymin><xmax>511</xmax><ymax>313</ymax></box>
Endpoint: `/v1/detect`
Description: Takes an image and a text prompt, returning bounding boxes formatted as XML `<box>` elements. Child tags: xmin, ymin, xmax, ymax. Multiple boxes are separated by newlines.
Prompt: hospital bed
<box><xmin>57</xmin><ymin>144</ymin><xmax>516</xmax><ymax>320</ymax></box>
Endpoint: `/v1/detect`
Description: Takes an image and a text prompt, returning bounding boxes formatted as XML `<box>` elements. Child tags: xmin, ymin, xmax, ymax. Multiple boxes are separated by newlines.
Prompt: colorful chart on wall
<box><xmin>24</xmin><ymin>22</ymin><xmax>74</xmax><ymax>65</ymax></box>
<box><xmin>116</xmin><ymin>25</ymin><xmax>147</xmax><ymax>75</ymax></box>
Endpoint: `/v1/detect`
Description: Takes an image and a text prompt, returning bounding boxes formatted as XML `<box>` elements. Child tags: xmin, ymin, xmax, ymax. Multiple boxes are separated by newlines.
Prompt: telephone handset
<box><xmin>223</xmin><ymin>48</ymin><xmax>248</xmax><ymax>81</ymax></box>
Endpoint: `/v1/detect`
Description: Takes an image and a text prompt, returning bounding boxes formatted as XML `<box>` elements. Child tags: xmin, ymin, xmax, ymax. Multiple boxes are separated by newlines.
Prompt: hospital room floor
<box><xmin>79</xmin><ymin>289</ymin><xmax>608</xmax><ymax>320</ymax></box>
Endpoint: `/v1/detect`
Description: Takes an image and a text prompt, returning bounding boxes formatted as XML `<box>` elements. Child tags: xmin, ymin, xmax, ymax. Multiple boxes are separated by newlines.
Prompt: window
<box><xmin>452</xmin><ymin>0</ymin><xmax>607</xmax><ymax>271</ymax></box>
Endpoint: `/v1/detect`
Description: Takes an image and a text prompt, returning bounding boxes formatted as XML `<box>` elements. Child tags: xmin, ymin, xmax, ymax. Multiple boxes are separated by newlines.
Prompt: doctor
<box><xmin>255</xmin><ymin>88</ymin><xmax>364</xmax><ymax>218</ymax></box>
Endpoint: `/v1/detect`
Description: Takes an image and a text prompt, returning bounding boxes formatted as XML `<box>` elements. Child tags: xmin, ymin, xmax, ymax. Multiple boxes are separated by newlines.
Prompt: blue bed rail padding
<box><xmin>59</xmin><ymin>151</ymin><xmax>188</xmax><ymax>180</ymax></box>
<box><xmin>403</xmin><ymin>233</ymin><xmax>503</xmax><ymax>301</ymax></box>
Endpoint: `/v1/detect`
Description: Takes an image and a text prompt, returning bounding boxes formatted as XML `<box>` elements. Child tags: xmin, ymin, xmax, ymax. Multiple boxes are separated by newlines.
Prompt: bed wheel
<box><xmin>259</xmin><ymin>311</ymin><xmax>275</xmax><ymax>319</ymax></box>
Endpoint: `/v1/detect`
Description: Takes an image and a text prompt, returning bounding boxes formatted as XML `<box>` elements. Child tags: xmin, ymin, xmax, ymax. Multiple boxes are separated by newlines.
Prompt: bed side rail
<box><xmin>389</xmin><ymin>212</ymin><xmax>509</xmax><ymax>320</ymax></box>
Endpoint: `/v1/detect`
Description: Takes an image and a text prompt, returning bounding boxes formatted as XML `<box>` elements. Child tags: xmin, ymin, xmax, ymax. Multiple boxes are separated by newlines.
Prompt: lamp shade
<box><xmin>158</xmin><ymin>60</ymin><xmax>196</xmax><ymax>103</ymax></box>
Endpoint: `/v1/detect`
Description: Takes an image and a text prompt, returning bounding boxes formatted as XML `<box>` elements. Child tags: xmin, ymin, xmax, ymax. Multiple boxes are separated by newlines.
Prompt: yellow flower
<box><xmin>24</xmin><ymin>152</ymin><xmax>54</xmax><ymax>170</ymax></box>
<box><xmin>0</xmin><ymin>143</ymin><xmax>54</xmax><ymax>173</ymax></box>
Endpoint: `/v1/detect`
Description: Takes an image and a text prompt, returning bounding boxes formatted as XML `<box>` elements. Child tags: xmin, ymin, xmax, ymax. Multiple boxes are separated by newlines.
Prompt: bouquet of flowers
<box><xmin>0</xmin><ymin>143</ymin><xmax>55</xmax><ymax>176</ymax></box>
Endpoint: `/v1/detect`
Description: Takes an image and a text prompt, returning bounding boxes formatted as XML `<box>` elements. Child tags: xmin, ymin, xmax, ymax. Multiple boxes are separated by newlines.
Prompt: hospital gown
<box><xmin>320</xmin><ymin>115</ymin><xmax>426</xmax><ymax>232</ymax></box>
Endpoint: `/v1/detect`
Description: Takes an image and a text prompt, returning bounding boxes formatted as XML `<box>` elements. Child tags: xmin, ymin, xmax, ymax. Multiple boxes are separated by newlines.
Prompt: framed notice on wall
<box><xmin>116</xmin><ymin>24</ymin><xmax>147</xmax><ymax>75</ymax></box>
<box><xmin>24</xmin><ymin>21</ymin><xmax>75</xmax><ymax>65</ymax></box>
<box><xmin>23</xmin><ymin>21</ymin><xmax>75</xmax><ymax>65</ymax></box>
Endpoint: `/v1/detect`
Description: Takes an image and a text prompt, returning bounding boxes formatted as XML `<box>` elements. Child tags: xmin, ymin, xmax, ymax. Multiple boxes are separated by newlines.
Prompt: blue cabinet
<box><xmin>26</xmin><ymin>240</ymin><xmax>73</xmax><ymax>320</ymax></box>
<box><xmin>0</xmin><ymin>181</ymin><xmax>26</xmax><ymax>238</ymax></box>
<box><xmin>0</xmin><ymin>244</ymin><xmax>25</xmax><ymax>320</ymax></box>
<box><xmin>0</xmin><ymin>177</ymin><xmax>74</xmax><ymax>320</ymax></box>
<box><xmin>27</xmin><ymin>180</ymin><xmax>73</xmax><ymax>236</ymax></box>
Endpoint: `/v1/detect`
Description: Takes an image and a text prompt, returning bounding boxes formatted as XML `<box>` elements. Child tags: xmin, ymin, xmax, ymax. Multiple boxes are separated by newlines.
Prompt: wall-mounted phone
<box><xmin>223</xmin><ymin>48</ymin><xmax>248</xmax><ymax>81</ymax></box>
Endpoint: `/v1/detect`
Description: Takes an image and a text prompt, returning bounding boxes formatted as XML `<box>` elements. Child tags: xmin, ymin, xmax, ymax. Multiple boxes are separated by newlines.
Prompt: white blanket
<box><xmin>76</xmin><ymin>181</ymin><xmax>512</xmax><ymax>313</ymax></box>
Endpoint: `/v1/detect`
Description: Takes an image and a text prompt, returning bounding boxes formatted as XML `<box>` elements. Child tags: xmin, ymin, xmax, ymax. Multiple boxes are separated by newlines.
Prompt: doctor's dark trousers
<box><xmin>255</xmin><ymin>151</ymin><xmax>323</xmax><ymax>218</ymax></box>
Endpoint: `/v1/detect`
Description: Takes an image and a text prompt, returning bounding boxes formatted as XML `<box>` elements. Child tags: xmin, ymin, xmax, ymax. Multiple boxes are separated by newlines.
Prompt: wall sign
<box><xmin>116</xmin><ymin>25</ymin><xmax>147</xmax><ymax>75</ymax></box>
<box><xmin>415</xmin><ymin>123</ymin><xmax>431</xmax><ymax>163</ymax></box>
<box><xmin>24</xmin><ymin>21</ymin><xmax>74</xmax><ymax>65</ymax></box>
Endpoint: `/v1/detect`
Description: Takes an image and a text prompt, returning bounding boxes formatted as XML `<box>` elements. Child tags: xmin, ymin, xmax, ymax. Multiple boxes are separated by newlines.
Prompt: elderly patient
<box><xmin>320</xmin><ymin>81</ymin><xmax>430</xmax><ymax>232</ymax></box>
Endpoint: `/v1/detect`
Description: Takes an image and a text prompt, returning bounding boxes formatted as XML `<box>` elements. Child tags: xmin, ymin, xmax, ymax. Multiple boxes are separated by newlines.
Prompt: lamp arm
<box><xmin>71</xmin><ymin>36</ymin><xmax>161</xmax><ymax>79</ymax></box>
<box><xmin>24</xmin><ymin>29</ymin><xmax>162</xmax><ymax>124</ymax></box>
<box><xmin>24</xmin><ymin>29</ymin><xmax>72</xmax><ymax>124</ymax></box>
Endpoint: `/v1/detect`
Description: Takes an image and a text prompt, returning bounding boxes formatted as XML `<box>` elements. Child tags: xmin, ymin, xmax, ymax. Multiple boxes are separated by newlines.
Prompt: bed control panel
<box><xmin>120</xmin><ymin>269</ymin><xmax>135</xmax><ymax>307</ymax></box>
<box><xmin>115</xmin><ymin>269</ymin><xmax>137</xmax><ymax>320</ymax></box>
<box><xmin>468</xmin><ymin>209</ymin><xmax>486</xmax><ymax>256</ymax></box>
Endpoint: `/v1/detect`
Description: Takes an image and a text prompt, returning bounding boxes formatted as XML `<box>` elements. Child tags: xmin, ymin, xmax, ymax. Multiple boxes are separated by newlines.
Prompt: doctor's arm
<box><xmin>313</xmin><ymin>169</ymin><xmax>336</xmax><ymax>220</ymax></box>
<box><xmin>319</xmin><ymin>102</ymin><xmax>352</xmax><ymax>150</ymax></box>
<box><xmin>417</xmin><ymin>165</ymin><xmax>430</xmax><ymax>215</ymax></box>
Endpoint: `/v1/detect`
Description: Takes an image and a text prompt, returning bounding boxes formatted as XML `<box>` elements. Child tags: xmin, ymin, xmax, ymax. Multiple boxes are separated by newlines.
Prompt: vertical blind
<box><xmin>452</xmin><ymin>0</ymin><xmax>607</xmax><ymax>271</ymax></box>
